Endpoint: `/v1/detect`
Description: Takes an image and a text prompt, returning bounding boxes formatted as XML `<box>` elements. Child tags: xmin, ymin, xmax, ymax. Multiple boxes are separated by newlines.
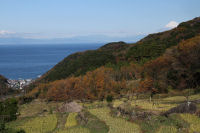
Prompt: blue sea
<box><xmin>0</xmin><ymin>44</ymin><xmax>102</xmax><ymax>79</ymax></box>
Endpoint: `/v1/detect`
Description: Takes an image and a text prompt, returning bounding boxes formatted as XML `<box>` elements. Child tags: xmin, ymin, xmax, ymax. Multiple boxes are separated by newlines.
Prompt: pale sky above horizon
<box><xmin>0</xmin><ymin>0</ymin><xmax>199</xmax><ymax>38</ymax></box>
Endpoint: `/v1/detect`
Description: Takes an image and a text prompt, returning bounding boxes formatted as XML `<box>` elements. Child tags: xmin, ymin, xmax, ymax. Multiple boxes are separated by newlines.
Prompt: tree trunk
<box><xmin>149</xmin><ymin>96</ymin><xmax>151</xmax><ymax>102</ymax></box>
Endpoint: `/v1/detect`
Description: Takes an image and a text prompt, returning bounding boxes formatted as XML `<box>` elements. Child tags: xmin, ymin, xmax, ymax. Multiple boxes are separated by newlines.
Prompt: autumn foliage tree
<box><xmin>177</xmin><ymin>35</ymin><xmax>200</xmax><ymax>88</ymax></box>
<box><xmin>143</xmin><ymin>55</ymin><xmax>173</xmax><ymax>92</ymax></box>
<box><xmin>28</xmin><ymin>35</ymin><xmax>200</xmax><ymax>102</ymax></box>
<box><xmin>46</xmin><ymin>77</ymin><xmax>80</xmax><ymax>101</ymax></box>
<box><xmin>140</xmin><ymin>35</ymin><xmax>200</xmax><ymax>94</ymax></box>
<box><xmin>139</xmin><ymin>78</ymin><xmax>157</xmax><ymax>102</ymax></box>
<box><xmin>43</xmin><ymin>66</ymin><xmax>128</xmax><ymax>101</ymax></box>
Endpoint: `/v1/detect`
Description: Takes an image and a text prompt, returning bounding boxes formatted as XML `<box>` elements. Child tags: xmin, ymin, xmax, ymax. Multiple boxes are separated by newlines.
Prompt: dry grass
<box><xmin>7</xmin><ymin>114</ymin><xmax>57</xmax><ymax>133</ymax></box>
<box><xmin>162</xmin><ymin>96</ymin><xmax>186</xmax><ymax>102</ymax></box>
<box><xmin>162</xmin><ymin>94</ymin><xmax>200</xmax><ymax>102</ymax></box>
<box><xmin>180</xmin><ymin>113</ymin><xmax>200</xmax><ymax>133</ymax></box>
<box><xmin>129</xmin><ymin>93</ymin><xmax>200</xmax><ymax>112</ymax></box>
<box><xmin>113</xmin><ymin>100</ymin><xmax>124</xmax><ymax>108</ymax></box>
<box><xmin>89</xmin><ymin>107</ymin><xmax>140</xmax><ymax>133</ymax></box>
<box><xmin>65</xmin><ymin>113</ymin><xmax>78</xmax><ymax>128</ymax></box>
<box><xmin>131</xmin><ymin>100</ymin><xmax>177</xmax><ymax>111</ymax></box>
<box><xmin>19</xmin><ymin>99</ymin><xmax>49</xmax><ymax>117</ymax></box>
<box><xmin>190</xmin><ymin>94</ymin><xmax>200</xmax><ymax>101</ymax></box>
<box><xmin>56</xmin><ymin>127</ymin><xmax>90</xmax><ymax>133</ymax></box>
<box><xmin>157</xmin><ymin>126</ymin><xmax>177</xmax><ymax>133</ymax></box>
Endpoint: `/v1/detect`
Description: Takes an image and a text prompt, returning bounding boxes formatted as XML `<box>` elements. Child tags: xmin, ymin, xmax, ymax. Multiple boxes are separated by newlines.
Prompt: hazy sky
<box><xmin>0</xmin><ymin>0</ymin><xmax>199</xmax><ymax>38</ymax></box>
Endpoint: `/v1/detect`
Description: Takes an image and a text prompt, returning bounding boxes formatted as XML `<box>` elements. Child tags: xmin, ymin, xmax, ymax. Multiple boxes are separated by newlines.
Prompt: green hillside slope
<box><xmin>34</xmin><ymin>17</ymin><xmax>200</xmax><ymax>84</ymax></box>
<box><xmin>126</xmin><ymin>17</ymin><xmax>200</xmax><ymax>63</ymax></box>
<box><xmin>40</xmin><ymin>41</ymin><xmax>129</xmax><ymax>82</ymax></box>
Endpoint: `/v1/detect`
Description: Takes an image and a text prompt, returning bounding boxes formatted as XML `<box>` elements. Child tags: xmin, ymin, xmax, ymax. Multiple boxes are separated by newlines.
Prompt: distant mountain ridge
<box><xmin>0</xmin><ymin>35</ymin><xmax>145</xmax><ymax>45</ymax></box>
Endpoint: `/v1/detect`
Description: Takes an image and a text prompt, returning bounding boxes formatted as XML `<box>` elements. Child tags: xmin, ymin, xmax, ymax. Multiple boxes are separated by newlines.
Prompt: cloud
<box><xmin>0</xmin><ymin>30</ymin><xmax>15</xmax><ymax>35</ymax></box>
<box><xmin>165</xmin><ymin>21</ymin><xmax>179</xmax><ymax>29</ymax></box>
<box><xmin>0</xmin><ymin>30</ymin><xmax>16</xmax><ymax>38</ymax></box>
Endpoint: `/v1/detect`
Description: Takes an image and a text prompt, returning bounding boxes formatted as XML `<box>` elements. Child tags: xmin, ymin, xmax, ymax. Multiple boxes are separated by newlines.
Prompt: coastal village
<box><xmin>7</xmin><ymin>79</ymin><xmax>33</xmax><ymax>90</ymax></box>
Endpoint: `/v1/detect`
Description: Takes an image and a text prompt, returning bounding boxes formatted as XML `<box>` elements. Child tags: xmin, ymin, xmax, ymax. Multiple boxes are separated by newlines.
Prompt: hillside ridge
<box><xmin>39</xmin><ymin>17</ymin><xmax>200</xmax><ymax>83</ymax></box>
<box><xmin>26</xmin><ymin>17</ymin><xmax>200</xmax><ymax>99</ymax></box>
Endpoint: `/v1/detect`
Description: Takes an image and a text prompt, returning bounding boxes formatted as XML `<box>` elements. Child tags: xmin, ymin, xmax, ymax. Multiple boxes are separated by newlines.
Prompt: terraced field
<box><xmin>65</xmin><ymin>113</ymin><xmax>78</xmax><ymax>128</ymax></box>
<box><xmin>89</xmin><ymin>107</ymin><xmax>141</xmax><ymax>133</ymax></box>
<box><xmin>113</xmin><ymin>94</ymin><xmax>200</xmax><ymax>112</ymax></box>
<box><xmin>7</xmin><ymin>114</ymin><xmax>57</xmax><ymax>133</ymax></box>
<box><xmin>131</xmin><ymin>100</ymin><xmax>177</xmax><ymax>111</ymax></box>
<box><xmin>162</xmin><ymin>94</ymin><xmax>200</xmax><ymax>102</ymax></box>
<box><xmin>157</xmin><ymin>126</ymin><xmax>177</xmax><ymax>133</ymax></box>
<box><xmin>6</xmin><ymin>93</ymin><xmax>200</xmax><ymax>133</ymax></box>
<box><xmin>56</xmin><ymin>127</ymin><xmax>90</xmax><ymax>133</ymax></box>
<box><xmin>180</xmin><ymin>114</ymin><xmax>200</xmax><ymax>133</ymax></box>
<box><xmin>19</xmin><ymin>100</ymin><xmax>49</xmax><ymax>118</ymax></box>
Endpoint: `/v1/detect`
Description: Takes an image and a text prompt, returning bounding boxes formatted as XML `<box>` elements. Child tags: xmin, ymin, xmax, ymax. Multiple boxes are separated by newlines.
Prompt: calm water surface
<box><xmin>0</xmin><ymin>44</ymin><xmax>102</xmax><ymax>79</ymax></box>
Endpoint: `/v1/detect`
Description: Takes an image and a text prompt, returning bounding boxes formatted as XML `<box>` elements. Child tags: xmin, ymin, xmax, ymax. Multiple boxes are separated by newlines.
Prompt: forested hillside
<box><xmin>40</xmin><ymin>17</ymin><xmax>200</xmax><ymax>83</ymax></box>
<box><xmin>39</xmin><ymin>41</ymin><xmax>129</xmax><ymax>82</ymax></box>
<box><xmin>27</xmin><ymin>17</ymin><xmax>200</xmax><ymax>101</ymax></box>
<box><xmin>126</xmin><ymin>17</ymin><xmax>200</xmax><ymax>63</ymax></box>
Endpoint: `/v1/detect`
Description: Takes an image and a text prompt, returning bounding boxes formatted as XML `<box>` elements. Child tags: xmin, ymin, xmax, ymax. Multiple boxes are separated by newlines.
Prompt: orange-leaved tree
<box><xmin>139</xmin><ymin>78</ymin><xmax>157</xmax><ymax>102</ymax></box>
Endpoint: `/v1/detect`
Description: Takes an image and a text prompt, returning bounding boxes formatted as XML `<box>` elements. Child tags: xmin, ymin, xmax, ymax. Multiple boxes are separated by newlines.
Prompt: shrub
<box><xmin>0</xmin><ymin>121</ymin><xmax>5</xmax><ymax>131</ymax></box>
<box><xmin>16</xmin><ymin>129</ymin><xmax>26</xmax><ymax>133</ymax></box>
<box><xmin>0</xmin><ymin>98</ymin><xmax>18</xmax><ymax>122</ymax></box>
<box><xmin>18</xmin><ymin>96</ymin><xmax>33</xmax><ymax>105</ymax></box>
<box><xmin>106</xmin><ymin>95</ymin><xmax>113</xmax><ymax>103</ymax></box>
